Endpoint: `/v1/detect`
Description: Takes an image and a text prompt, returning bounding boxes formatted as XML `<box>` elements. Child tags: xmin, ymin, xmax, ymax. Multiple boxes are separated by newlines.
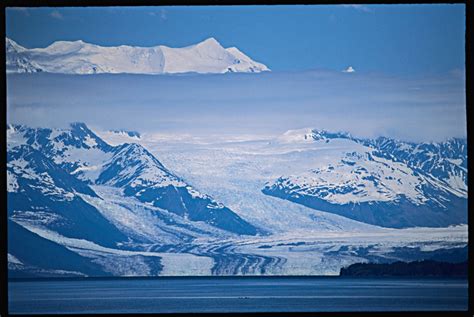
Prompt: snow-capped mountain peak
<box><xmin>5</xmin><ymin>37</ymin><xmax>270</xmax><ymax>74</ymax></box>
<box><xmin>110</xmin><ymin>129</ymin><xmax>141</xmax><ymax>138</ymax></box>
<box><xmin>93</xmin><ymin>129</ymin><xmax>141</xmax><ymax>146</ymax></box>
<box><xmin>276</xmin><ymin>128</ymin><xmax>317</xmax><ymax>143</ymax></box>
<box><xmin>225</xmin><ymin>47</ymin><xmax>247</xmax><ymax>59</ymax></box>
<box><xmin>6</xmin><ymin>37</ymin><xmax>26</xmax><ymax>52</ymax></box>
<box><xmin>68</xmin><ymin>122</ymin><xmax>113</xmax><ymax>150</ymax></box>
<box><xmin>6</xmin><ymin>38</ymin><xmax>43</xmax><ymax>73</ymax></box>
<box><xmin>310</xmin><ymin>129</ymin><xmax>352</xmax><ymax>141</ymax></box>
<box><xmin>276</xmin><ymin>128</ymin><xmax>352</xmax><ymax>143</ymax></box>
<box><xmin>38</xmin><ymin>40</ymin><xmax>89</xmax><ymax>55</ymax></box>
<box><xmin>7</xmin><ymin>123</ymin><xmax>115</xmax><ymax>182</ymax></box>
<box><xmin>195</xmin><ymin>37</ymin><xmax>223</xmax><ymax>49</ymax></box>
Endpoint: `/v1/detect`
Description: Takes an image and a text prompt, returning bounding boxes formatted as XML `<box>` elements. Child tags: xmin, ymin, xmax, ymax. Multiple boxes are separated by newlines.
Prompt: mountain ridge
<box><xmin>7</xmin><ymin>122</ymin><xmax>260</xmax><ymax>236</ymax></box>
<box><xmin>262</xmin><ymin>128</ymin><xmax>467</xmax><ymax>228</ymax></box>
<box><xmin>6</xmin><ymin>37</ymin><xmax>270</xmax><ymax>74</ymax></box>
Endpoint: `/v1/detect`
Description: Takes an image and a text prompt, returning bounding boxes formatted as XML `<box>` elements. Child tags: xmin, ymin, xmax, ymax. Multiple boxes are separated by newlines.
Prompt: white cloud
<box><xmin>449</xmin><ymin>68</ymin><xmax>465</xmax><ymax>80</ymax></box>
<box><xmin>160</xmin><ymin>9</ymin><xmax>167</xmax><ymax>20</ymax></box>
<box><xmin>342</xmin><ymin>66</ymin><xmax>355</xmax><ymax>73</ymax></box>
<box><xmin>8</xmin><ymin>7</ymin><xmax>31</xmax><ymax>16</ymax></box>
<box><xmin>342</xmin><ymin>5</ymin><xmax>373</xmax><ymax>13</ymax></box>
<box><xmin>148</xmin><ymin>9</ymin><xmax>167</xmax><ymax>21</ymax></box>
<box><xmin>50</xmin><ymin>10</ymin><xmax>64</xmax><ymax>20</ymax></box>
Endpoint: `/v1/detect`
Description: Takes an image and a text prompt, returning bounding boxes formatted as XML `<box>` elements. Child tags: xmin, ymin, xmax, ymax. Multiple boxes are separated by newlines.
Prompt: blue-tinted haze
<box><xmin>6</xmin><ymin>71</ymin><xmax>466</xmax><ymax>142</ymax></box>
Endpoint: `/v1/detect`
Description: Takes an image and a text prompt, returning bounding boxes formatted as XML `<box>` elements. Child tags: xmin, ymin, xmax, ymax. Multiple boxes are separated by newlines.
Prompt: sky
<box><xmin>5</xmin><ymin>4</ymin><xmax>467</xmax><ymax>142</ymax></box>
<box><xmin>5</xmin><ymin>4</ymin><xmax>465</xmax><ymax>74</ymax></box>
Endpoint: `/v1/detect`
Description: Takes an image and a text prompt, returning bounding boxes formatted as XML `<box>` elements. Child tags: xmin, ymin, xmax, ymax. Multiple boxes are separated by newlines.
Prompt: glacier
<box><xmin>7</xmin><ymin>123</ymin><xmax>468</xmax><ymax>277</ymax></box>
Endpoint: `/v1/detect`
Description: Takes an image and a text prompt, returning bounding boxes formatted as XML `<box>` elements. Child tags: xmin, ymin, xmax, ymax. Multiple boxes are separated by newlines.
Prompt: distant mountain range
<box><xmin>5</xmin><ymin>37</ymin><xmax>270</xmax><ymax>74</ymax></box>
<box><xmin>263</xmin><ymin>128</ymin><xmax>467</xmax><ymax>228</ymax></box>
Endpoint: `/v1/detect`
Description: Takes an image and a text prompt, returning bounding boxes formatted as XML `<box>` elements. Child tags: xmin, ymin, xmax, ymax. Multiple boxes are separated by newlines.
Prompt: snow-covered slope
<box><xmin>7</xmin><ymin>123</ymin><xmax>259</xmax><ymax>236</ymax></box>
<box><xmin>362</xmin><ymin>136</ymin><xmax>468</xmax><ymax>197</ymax></box>
<box><xmin>5</xmin><ymin>37</ymin><xmax>270</xmax><ymax>74</ymax></box>
<box><xmin>8</xmin><ymin>123</ymin><xmax>115</xmax><ymax>183</ymax></box>
<box><xmin>7</xmin><ymin>145</ymin><xmax>128</xmax><ymax>248</ymax></box>
<box><xmin>6</xmin><ymin>38</ymin><xmax>44</xmax><ymax>73</ymax></box>
<box><xmin>278</xmin><ymin>129</ymin><xmax>468</xmax><ymax>198</ymax></box>
<box><xmin>97</xmin><ymin>142</ymin><xmax>260</xmax><ymax>235</ymax></box>
<box><xmin>263</xmin><ymin>129</ymin><xmax>468</xmax><ymax>228</ymax></box>
<box><xmin>8</xmin><ymin>219</ymin><xmax>109</xmax><ymax>277</ymax></box>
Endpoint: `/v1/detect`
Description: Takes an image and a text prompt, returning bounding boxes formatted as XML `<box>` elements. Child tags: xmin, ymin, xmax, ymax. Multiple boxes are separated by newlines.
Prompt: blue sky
<box><xmin>6</xmin><ymin>4</ymin><xmax>465</xmax><ymax>74</ymax></box>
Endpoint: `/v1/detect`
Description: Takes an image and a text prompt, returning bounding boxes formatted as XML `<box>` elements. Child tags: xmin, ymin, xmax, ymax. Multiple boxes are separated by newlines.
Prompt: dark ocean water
<box><xmin>8</xmin><ymin>277</ymin><xmax>468</xmax><ymax>314</ymax></box>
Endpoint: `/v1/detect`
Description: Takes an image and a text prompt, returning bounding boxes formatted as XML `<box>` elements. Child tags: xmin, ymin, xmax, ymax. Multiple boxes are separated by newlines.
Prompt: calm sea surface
<box><xmin>8</xmin><ymin>277</ymin><xmax>468</xmax><ymax>314</ymax></box>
